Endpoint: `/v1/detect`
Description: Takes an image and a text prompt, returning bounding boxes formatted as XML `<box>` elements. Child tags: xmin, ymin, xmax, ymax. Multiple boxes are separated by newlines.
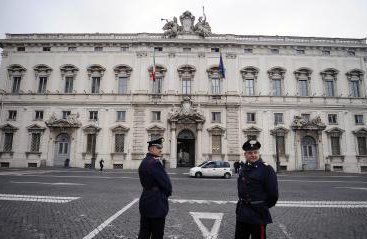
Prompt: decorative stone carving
<box><xmin>113</xmin><ymin>64</ymin><xmax>133</xmax><ymax>78</ymax></box>
<box><xmin>7</xmin><ymin>64</ymin><xmax>27</xmax><ymax>79</ymax></box>
<box><xmin>177</xmin><ymin>65</ymin><xmax>196</xmax><ymax>78</ymax></box>
<box><xmin>45</xmin><ymin>113</ymin><xmax>81</xmax><ymax>128</ymax></box>
<box><xmin>162</xmin><ymin>10</ymin><xmax>212</xmax><ymax>38</ymax></box>
<box><xmin>0</xmin><ymin>123</ymin><xmax>19</xmax><ymax>132</ymax></box>
<box><xmin>87</xmin><ymin>64</ymin><xmax>106</xmax><ymax>78</ymax></box>
<box><xmin>60</xmin><ymin>64</ymin><xmax>79</xmax><ymax>78</ymax></box>
<box><xmin>33</xmin><ymin>64</ymin><xmax>52</xmax><ymax>78</ymax></box>
<box><xmin>291</xmin><ymin>115</ymin><xmax>326</xmax><ymax>130</ymax></box>
<box><xmin>169</xmin><ymin>97</ymin><xmax>205</xmax><ymax>124</ymax></box>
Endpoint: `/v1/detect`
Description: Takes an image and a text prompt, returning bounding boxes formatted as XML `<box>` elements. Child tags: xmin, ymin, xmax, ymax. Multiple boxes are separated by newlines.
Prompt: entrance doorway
<box><xmin>301</xmin><ymin>136</ymin><xmax>318</xmax><ymax>170</ymax></box>
<box><xmin>54</xmin><ymin>133</ymin><xmax>71</xmax><ymax>167</ymax></box>
<box><xmin>177</xmin><ymin>129</ymin><xmax>195</xmax><ymax>167</ymax></box>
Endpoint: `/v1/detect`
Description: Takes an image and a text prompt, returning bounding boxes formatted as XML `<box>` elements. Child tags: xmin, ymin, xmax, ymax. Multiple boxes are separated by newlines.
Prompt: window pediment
<box><xmin>352</xmin><ymin>128</ymin><xmax>367</xmax><ymax>136</ymax></box>
<box><xmin>325</xmin><ymin>127</ymin><xmax>344</xmax><ymax>136</ymax></box>
<box><xmin>346</xmin><ymin>69</ymin><xmax>364</xmax><ymax>81</ymax></box>
<box><xmin>207</xmin><ymin>66</ymin><xmax>222</xmax><ymax>79</ymax></box>
<box><xmin>147</xmin><ymin>124</ymin><xmax>165</xmax><ymax>131</ymax></box>
<box><xmin>0</xmin><ymin>123</ymin><xmax>19</xmax><ymax>132</ymax></box>
<box><xmin>111</xmin><ymin>125</ymin><xmax>130</xmax><ymax>133</ymax></box>
<box><xmin>7</xmin><ymin>64</ymin><xmax>26</xmax><ymax>77</ymax></box>
<box><xmin>83</xmin><ymin>124</ymin><xmax>101</xmax><ymax>134</ymax></box>
<box><xmin>27</xmin><ymin>124</ymin><xmax>46</xmax><ymax>132</ymax></box>
<box><xmin>270</xmin><ymin>126</ymin><xmax>289</xmax><ymax>136</ymax></box>
<box><xmin>177</xmin><ymin>64</ymin><xmax>196</xmax><ymax>78</ymax></box>
<box><xmin>294</xmin><ymin>68</ymin><xmax>312</xmax><ymax>79</ymax></box>
<box><xmin>267</xmin><ymin>67</ymin><xmax>286</xmax><ymax>79</ymax></box>
<box><xmin>320</xmin><ymin>68</ymin><xmax>338</xmax><ymax>80</ymax></box>
<box><xmin>33</xmin><ymin>64</ymin><xmax>52</xmax><ymax>77</ymax></box>
<box><xmin>60</xmin><ymin>64</ymin><xmax>79</xmax><ymax>77</ymax></box>
<box><xmin>242</xmin><ymin>126</ymin><xmax>262</xmax><ymax>134</ymax></box>
<box><xmin>87</xmin><ymin>64</ymin><xmax>106</xmax><ymax>77</ymax></box>
<box><xmin>240</xmin><ymin>66</ymin><xmax>259</xmax><ymax>79</ymax></box>
<box><xmin>207</xmin><ymin>125</ymin><xmax>226</xmax><ymax>135</ymax></box>
<box><xmin>113</xmin><ymin>64</ymin><xmax>133</xmax><ymax>78</ymax></box>
<box><xmin>148</xmin><ymin>65</ymin><xmax>167</xmax><ymax>78</ymax></box>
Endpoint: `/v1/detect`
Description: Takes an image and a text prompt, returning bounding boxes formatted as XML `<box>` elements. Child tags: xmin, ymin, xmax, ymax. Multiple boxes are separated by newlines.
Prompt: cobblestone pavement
<box><xmin>0</xmin><ymin>168</ymin><xmax>366</xmax><ymax>239</ymax></box>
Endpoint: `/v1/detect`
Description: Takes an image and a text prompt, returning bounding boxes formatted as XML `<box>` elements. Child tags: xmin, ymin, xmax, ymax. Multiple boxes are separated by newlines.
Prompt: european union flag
<box><xmin>219</xmin><ymin>52</ymin><xmax>225</xmax><ymax>79</ymax></box>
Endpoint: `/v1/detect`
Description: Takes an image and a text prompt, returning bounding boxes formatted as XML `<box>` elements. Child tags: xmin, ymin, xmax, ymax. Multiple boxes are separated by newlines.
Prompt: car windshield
<box><xmin>197</xmin><ymin>161</ymin><xmax>209</xmax><ymax>167</ymax></box>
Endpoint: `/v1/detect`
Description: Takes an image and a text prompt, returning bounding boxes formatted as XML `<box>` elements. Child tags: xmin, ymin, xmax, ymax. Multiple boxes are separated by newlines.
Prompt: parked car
<box><xmin>189</xmin><ymin>160</ymin><xmax>232</xmax><ymax>179</ymax></box>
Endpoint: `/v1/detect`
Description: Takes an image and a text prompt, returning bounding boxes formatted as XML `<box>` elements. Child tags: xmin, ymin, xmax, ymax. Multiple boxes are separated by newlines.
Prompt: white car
<box><xmin>189</xmin><ymin>161</ymin><xmax>232</xmax><ymax>179</ymax></box>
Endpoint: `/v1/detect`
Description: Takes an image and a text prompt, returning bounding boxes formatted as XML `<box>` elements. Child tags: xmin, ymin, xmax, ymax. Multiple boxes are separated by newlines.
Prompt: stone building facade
<box><xmin>1</xmin><ymin>11</ymin><xmax>367</xmax><ymax>172</ymax></box>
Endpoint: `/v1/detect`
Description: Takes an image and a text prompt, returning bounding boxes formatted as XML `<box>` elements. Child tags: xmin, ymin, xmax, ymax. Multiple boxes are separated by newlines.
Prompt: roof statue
<box><xmin>162</xmin><ymin>9</ymin><xmax>212</xmax><ymax>38</ymax></box>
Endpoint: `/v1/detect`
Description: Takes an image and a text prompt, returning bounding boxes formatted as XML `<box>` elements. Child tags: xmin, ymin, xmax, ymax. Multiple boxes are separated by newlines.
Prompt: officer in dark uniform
<box><xmin>138</xmin><ymin>137</ymin><xmax>172</xmax><ymax>239</ymax></box>
<box><xmin>235</xmin><ymin>139</ymin><xmax>278</xmax><ymax>239</ymax></box>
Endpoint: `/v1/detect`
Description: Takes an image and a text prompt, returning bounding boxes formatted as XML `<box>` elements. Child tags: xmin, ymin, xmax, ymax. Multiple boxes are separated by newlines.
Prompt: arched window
<box><xmin>113</xmin><ymin>64</ymin><xmax>133</xmax><ymax>94</ymax></box>
<box><xmin>7</xmin><ymin>64</ymin><xmax>26</xmax><ymax>94</ymax></box>
<box><xmin>346</xmin><ymin>69</ymin><xmax>364</xmax><ymax>97</ymax></box>
<box><xmin>240</xmin><ymin>66</ymin><xmax>259</xmax><ymax>96</ymax></box>
<box><xmin>268</xmin><ymin>67</ymin><xmax>286</xmax><ymax>96</ymax></box>
<box><xmin>33</xmin><ymin>64</ymin><xmax>52</xmax><ymax>94</ymax></box>
<box><xmin>177</xmin><ymin>65</ymin><xmax>196</xmax><ymax>95</ymax></box>
<box><xmin>148</xmin><ymin>65</ymin><xmax>167</xmax><ymax>94</ymax></box>
<box><xmin>294</xmin><ymin>68</ymin><xmax>312</xmax><ymax>96</ymax></box>
<box><xmin>320</xmin><ymin>68</ymin><xmax>338</xmax><ymax>97</ymax></box>
<box><xmin>60</xmin><ymin>64</ymin><xmax>79</xmax><ymax>93</ymax></box>
<box><xmin>87</xmin><ymin>64</ymin><xmax>106</xmax><ymax>94</ymax></box>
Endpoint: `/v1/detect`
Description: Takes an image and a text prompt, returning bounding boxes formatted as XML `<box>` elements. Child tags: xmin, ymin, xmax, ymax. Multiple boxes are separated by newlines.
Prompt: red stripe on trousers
<box><xmin>261</xmin><ymin>224</ymin><xmax>265</xmax><ymax>239</ymax></box>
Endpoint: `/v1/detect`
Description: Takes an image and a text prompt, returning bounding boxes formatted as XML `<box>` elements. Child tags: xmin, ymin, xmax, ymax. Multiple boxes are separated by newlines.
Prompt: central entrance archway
<box><xmin>301</xmin><ymin>136</ymin><xmax>318</xmax><ymax>170</ymax></box>
<box><xmin>177</xmin><ymin>129</ymin><xmax>195</xmax><ymax>167</ymax></box>
<box><xmin>54</xmin><ymin>133</ymin><xmax>71</xmax><ymax>167</ymax></box>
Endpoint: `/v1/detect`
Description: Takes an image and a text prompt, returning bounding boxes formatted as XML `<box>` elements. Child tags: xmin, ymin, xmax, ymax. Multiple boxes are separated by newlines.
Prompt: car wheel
<box><xmin>224</xmin><ymin>172</ymin><xmax>231</xmax><ymax>179</ymax></box>
<box><xmin>195</xmin><ymin>172</ymin><xmax>202</xmax><ymax>178</ymax></box>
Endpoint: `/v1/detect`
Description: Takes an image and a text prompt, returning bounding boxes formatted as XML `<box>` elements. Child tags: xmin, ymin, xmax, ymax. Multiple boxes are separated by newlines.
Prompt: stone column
<box><xmin>196</xmin><ymin>123</ymin><xmax>203</xmax><ymax>165</ymax></box>
<box><xmin>170</xmin><ymin>122</ymin><xmax>177</xmax><ymax>168</ymax></box>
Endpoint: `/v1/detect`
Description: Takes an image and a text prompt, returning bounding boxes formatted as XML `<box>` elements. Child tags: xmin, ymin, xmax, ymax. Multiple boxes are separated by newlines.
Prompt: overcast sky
<box><xmin>0</xmin><ymin>0</ymin><xmax>366</xmax><ymax>39</ymax></box>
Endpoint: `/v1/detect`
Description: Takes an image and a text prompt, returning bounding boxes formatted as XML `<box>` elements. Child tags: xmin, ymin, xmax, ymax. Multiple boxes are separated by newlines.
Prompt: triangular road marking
<box><xmin>190</xmin><ymin>212</ymin><xmax>224</xmax><ymax>239</ymax></box>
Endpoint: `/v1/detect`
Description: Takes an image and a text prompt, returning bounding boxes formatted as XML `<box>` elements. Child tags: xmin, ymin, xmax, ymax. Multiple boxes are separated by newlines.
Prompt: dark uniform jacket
<box><xmin>138</xmin><ymin>153</ymin><xmax>172</xmax><ymax>218</ymax></box>
<box><xmin>236</xmin><ymin>159</ymin><xmax>278</xmax><ymax>224</ymax></box>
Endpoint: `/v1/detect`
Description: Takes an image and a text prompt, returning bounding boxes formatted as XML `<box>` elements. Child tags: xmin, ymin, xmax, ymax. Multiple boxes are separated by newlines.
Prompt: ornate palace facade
<box><xmin>1</xmin><ymin>11</ymin><xmax>367</xmax><ymax>172</ymax></box>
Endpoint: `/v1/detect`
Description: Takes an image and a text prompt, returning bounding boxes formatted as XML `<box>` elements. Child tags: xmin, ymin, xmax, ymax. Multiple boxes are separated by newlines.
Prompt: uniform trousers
<box><xmin>235</xmin><ymin>221</ymin><xmax>267</xmax><ymax>239</ymax></box>
<box><xmin>138</xmin><ymin>216</ymin><xmax>166</xmax><ymax>239</ymax></box>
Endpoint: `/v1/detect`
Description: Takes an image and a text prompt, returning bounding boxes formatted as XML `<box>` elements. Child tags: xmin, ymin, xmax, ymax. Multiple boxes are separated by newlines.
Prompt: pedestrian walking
<box><xmin>138</xmin><ymin>137</ymin><xmax>172</xmax><ymax>239</ymax></box>
<box><xmin>235</xmin><ymin>139</ymin><xmax>278</xmax><ymax>239</ymax></box>
<box><xmin>99</xmin><ymin>158</ymin><xmax>104</xmax><ymax>171</ymax></box>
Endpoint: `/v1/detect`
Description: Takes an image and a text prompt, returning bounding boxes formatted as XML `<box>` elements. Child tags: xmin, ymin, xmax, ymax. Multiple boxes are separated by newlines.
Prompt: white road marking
<box><xmin>190</xmin><ymin>212</ymin><xmax>223</xmax><ymax>239</ymax></box>
<box><xmin>0</xmin><ymin>194</ymin><xmax>79</xmax><ymax>203</ymax></box>
<box><xmin>82</xmin><ymin>198</ymin><xmax>139</xmax><ymax>239</ymax></box>
<box><xmin>10</xmin><ymin>181</ymin><xmax>85</xmax><ymax>186</ymax></box>
<box><xmin>279</xmin><ymin>179</ymin><xmax>367</xmax><ymax>184</ymax></box>
<box><xmin>335</xmin><ymin>187</ymin><xmax>367</xmax><ymax>191</ymax></box>
<box><xmin>278</xmin><ymin>223</ymin><xmax>294</xmax><ymax>239</ymax></box>
<box><xmin>170</xmin><ymin>199</ymin><xmax>367</xmax><ymax>208</ymax></box>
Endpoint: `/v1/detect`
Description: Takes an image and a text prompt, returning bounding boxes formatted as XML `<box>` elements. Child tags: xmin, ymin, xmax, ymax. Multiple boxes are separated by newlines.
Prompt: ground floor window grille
<box><xmin>30</xmin><ymin>133</ymin><xmax>41</xmax><ymax>152</ymax></box>
<box><xmin>115</xmin><ymin>134</ymin><xmax>125</xmax><ymax>152</ymax></box>
<box><xmin>4</xmin><ymin>133</ymin><xmax>13</xmax><ymax>152</ymax></box>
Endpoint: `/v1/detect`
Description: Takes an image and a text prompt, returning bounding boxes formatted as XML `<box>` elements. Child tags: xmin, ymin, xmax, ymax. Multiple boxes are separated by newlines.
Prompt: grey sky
<box><xmin>0</xmin><ymin>0</ymin><xmax>366</xmax><ymax>39</ymax></box>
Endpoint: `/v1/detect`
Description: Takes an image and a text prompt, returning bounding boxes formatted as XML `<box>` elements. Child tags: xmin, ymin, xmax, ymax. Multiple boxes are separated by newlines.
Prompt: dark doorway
<box><xmin>177</xmin><ymin>129</ymin><xmax>195</xmax><ymax>167</ymax></box>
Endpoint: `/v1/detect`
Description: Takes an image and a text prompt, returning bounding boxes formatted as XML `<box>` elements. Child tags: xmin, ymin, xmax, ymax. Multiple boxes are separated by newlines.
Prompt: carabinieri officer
<box><xmin>235</xmin><ymin>139</ymin><xmax>278</xmax><ymax>239</ymax></box>
<box><xmin>138</xmin><ymin>137</ymin><xmax>172</xmax><ymax>239</ymax></box>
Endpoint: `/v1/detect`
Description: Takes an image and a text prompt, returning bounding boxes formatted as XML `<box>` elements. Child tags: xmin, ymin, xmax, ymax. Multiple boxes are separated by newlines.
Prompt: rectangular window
<box><xmin>357</xmin><ymin>137</ymin><xmax>367</xmax><ymax>155</ymax></box>
<box><xmin>8</xmin><ymin>110</ymin><xmax>17</xmax><ymax>120</ymax></box>
<box><xmin>330</xmin><ymin>136</ymin><xmax>341</xmax><ymax>155</ymax></box>
<box><xmin>276</xmin><ymin>135</ymin><xmax>285</xmax><ymax>156</ymax></box>
<box><xmin>94</xmin><ymin>46</ymin><xmax>103</xmax><ymax>52</ymax></box>
<box><xmin>183</xmin><ymin>47</ymin><xmax>191</xmax><ymax>52</ymax></box>
<box><xmin>247</xmin><ymin>113</ymin><xmax>256</xmax><ymax>123</ymax></box>
<box><xmin>347</xmin><ymin>51</ymin><xmax>355</xmax><ymax>56</ymax></box>
<box><xmin>62</xmin><ymin>111</ymin><xmax>71</xmax><ymax>119</ymax></box>
<box><xmin>121</xmin><ymin>47</ymin><xmax>129</xmax><ymax>52</ymax></box>
<box><xmin>152</xmin><ymin>77</ymin><xmax>162</xmax><ymax>94</ymax></box>
<box><xmin>68</xmin><ymin>47</ymin><xmax>77</xmax><ymax>52</ymax></box>
<box><xmin>86</xmin><ymin>134</ymin><xmax>96</xmax><ymax>153</ymax></box>
<box><xmin>355</xmin><ymin>115</ymin><xmax>364</xmax><ymax>125</ymax></box>
<box><xmin>152</xmin><ymin>111</ymin><xmax>161</xmax><ymax>121</ymax></box>
<box><xmin>154</xmin><ymin>47</ymin><xmax>163</xmax><ymax>52</ymax></box>
<box><xmin>12</xmin><ymin>76</ymin><xmax>21</xmax><ymax>93</ymax></box>
<box><xmin>298</xmin><ymin>80</ymin><xmax>309</xmax><ymax>96</ymax></box>
<box><xmin>182</xmin><ymin>78</ymin><xmax>191</xmax><ymax>95</ymax></box>
<box><xmin>115</xmin><ymin>134</ymin><xmax>125</xmax><ymax>152</ymax></box>
<box><xmin>4</xmin><ymin>133</ymin><xmax>13</xmax><ymax>152</ymax></box>
<box><xmin>271</xmin><ymin>48</ymin><xmax>279</xmax><ymax>54</ymax></box>
<box><xmin>322</xmin><ymin>50</ymin><xmax>330</xmax><ymax>56</ymax></box>
<box><xmin>30</xmin><ymin>133</ymin><xmax>41</xmax><ymax>152</ymax></box>
<box><xmin>274</xmin><ymin>113</ymin><xmax>283</xmax><ymax>125</ymax></box>
<box><xmin>17</xmin><ymin>47</ymin><xmax>25</xmax><ymax>51</ymax></box>
<box><xmin>296</xmin><ymin>49</ymin><xmax>305</xmax><ymax>55</ymax></box>
<box><xmin>89</xmin><ymin>111</ymin><xmax>98</xmax><ymax>121</ymax></box>
<box><xmin>211</xmin><ymin>48</ymin><xmax>220</xmax><ymax>52</ymax></box>
<box><xmin>118</xmin><ymin>77</ymin><xmax>128</xmax><ymax>94</ymax></box>
<box><xmin>211</xmin><ymin>112</ymin><xmax>221</xmax><ymax>123</ymax></box>
<box><xmin>245</xmin><ymin>79</ymin><xmax>254</xmax><ymax>96</ymax></box>
<box><xmin>272</xmin><ymin>79</ymin><xmax>282</xmax><ymax>96</ymax></box>
<box><xmin>325</xmin><ymin>80</ymin><xmax>335</xmax><ymax>97</ymax></box>
<box><xmin>212</xmin><ymin>135</ymin><xmax>222</xmax><ymax>154</ymax></box>
<box><xmin>116</xmin><ymin>111</ymin><xmax>126</xmax><ymax>121</ymax></box>
<box><xmin>35</xmin><ymin>111</ymin><xmax>44</xmax><ymax>120</ymax></box>
<box><xmin>351</xmin><ymin>81</ymin><xmax>361</xmax><ymax>97</ymax></box>
<box><xmin>64</xmin><ymin>77</ymin><xmax>74</xmax><ymax>93</ymax></box>
<box><xmin>91</xmin><ymin>77</ymin><xmax>100</xmax><ymax>93</ymax></box>
<box><xmin>328</xmin><ymin>114</ymin><xmax>338</xmax><ymax>124</ymax></box>
<box><xmin>301</xmin><ymin>114</ymin><xmax>311</xmax><ymax>122</ymax></box>
<box><xmin>38</xmin><ymin>77</ymin><xmax>47</xmax><ymax>93</ymax></box>
<box><xmin>244</xmin><ymin>48</ymin><xmax>253</xmax><ymax>54</ymax></box>
<box><xmin>211</xmin><ymin>78</ymin><xmax>221</xmax><ymax>94</ymax></box>
<box><xmin>43</xmin><ymin>47</ymin><xmax>51</xmax><ymax>51</ymax></box>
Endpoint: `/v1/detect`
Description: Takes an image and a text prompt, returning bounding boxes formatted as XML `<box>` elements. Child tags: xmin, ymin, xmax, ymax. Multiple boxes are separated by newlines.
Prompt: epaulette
<box><xmin>262</xmin><ymin>162</ymin><xmax>270</xmax><ymax>166</ymax></box>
